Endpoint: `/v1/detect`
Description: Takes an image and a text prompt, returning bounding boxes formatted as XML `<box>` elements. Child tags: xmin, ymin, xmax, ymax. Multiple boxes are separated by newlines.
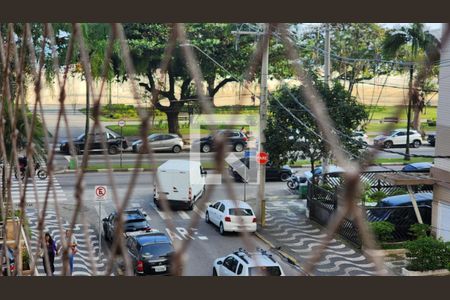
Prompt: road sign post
<box><xmin>118</xmin><ymin>120</ymin><xmax>126</xmax><ymax>168</ymax></box>
<box><xmin>95</xmin><ymin>185</ymin><xmax>107</xmax><ymax>257</ymax></box>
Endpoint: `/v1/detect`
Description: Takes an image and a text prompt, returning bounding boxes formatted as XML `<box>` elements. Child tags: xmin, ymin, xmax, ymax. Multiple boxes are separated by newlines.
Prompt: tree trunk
<box><xmin>412</xmin><ymin>107</ymin><xmax>421</xmax><ymax>131</ymax></box>
<box><xmin>166</xmin><ymin>111</ymin><xmax>180</xmax><ymax>135</ymax></box>
<box><xmin>85</xmin><ymin>77</ymin><xmax>90</xmax><ymax>138</ymax></box>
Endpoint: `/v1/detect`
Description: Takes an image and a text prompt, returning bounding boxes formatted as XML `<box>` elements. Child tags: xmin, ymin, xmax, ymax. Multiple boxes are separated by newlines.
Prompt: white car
<box><xmin>373</xmin><ymin>129</ymin><xmax>423</xmax><ymax>149</ymax></box>
<box><xmin>205</xmin><ymin>200</ymin><xmax>257</xmax><ymax>235</ymax></box>
<box><xmin>352</xmin><ymin>131</ymin><xmax>369</xmax><ymax>146</ymax></box>
<box><xmin>213</xmin><ymin>248</ymin><xmax>285</xmax><ymax>276</ymax></box>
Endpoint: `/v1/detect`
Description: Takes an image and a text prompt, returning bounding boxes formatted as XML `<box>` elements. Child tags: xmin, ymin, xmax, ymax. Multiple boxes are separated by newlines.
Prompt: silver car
<box><xmin>132</xmin><ymin>133</ymin><xmax>184</xmax><ymax>153</ymax></box>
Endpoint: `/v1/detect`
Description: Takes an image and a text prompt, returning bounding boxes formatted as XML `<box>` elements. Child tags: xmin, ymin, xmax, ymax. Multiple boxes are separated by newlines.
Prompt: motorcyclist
<box><xmin>18</xmin><ymin>156</ymin><xmax>28</xmax><ymax>173</ymax></box>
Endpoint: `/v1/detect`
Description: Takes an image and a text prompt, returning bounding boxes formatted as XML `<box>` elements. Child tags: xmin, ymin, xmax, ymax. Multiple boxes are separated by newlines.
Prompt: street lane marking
<box><xmin>131</xmin><ymin>203</ymin><xmax>140</xmax><ymax>208</ymax></box>
<box><xmin>193</xmin><ymin>206</ymin><xmax>205</xmax><ymax>218</ymax></box>
<box><xmin>177</xmin><ymin>211</ymin><xmax>191</xmax><ymax>220</ymax></box>
<box><xmin>155</xmin><ymin>208</ymin><xmax>169</xmax><ymax>220</ymax></box>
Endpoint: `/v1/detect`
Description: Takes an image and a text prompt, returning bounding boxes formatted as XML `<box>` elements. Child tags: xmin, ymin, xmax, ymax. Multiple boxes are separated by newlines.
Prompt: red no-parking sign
<box><xmin>95</xmin><ymin>185</ymin><xmax>107</xmax><ymax>201</ymax></box>
<box><xmin>256</xmin><ymin>152</ymin><xmax>269</xmax><ymax>165</ymax></box>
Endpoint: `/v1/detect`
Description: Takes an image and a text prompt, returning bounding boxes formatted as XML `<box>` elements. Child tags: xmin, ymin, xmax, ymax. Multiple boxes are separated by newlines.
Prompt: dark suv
<box><xmin>59</xmin><ymin>130</ymin><xmax>128</xmax><ymax>155</ymax></box>
<box><xmin>197</xmin><ymin>130</ymin><xmax>248</xmax><ymax>153</ymax></box>
<box><xmin>103</xmin><ymin>208</ymin><xmax>151</xmax><ymax>242</ymax></box>
<box><xmin>125</xmin><ymin>232</ymin><xmax>174</xmax><ymax>276</ymax></box>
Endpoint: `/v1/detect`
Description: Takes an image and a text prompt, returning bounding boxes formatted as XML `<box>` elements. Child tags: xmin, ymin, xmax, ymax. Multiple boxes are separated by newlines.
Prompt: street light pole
<box><xmin>405</xmin><ymin>64</ymin><xmax>414</xmax><ymax>161</ymax></box>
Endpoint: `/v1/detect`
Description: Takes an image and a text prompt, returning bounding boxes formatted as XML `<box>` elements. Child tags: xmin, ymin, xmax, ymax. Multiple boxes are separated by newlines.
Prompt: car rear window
<box><xmin>248</xmin><ymin>266</ymin><xmax>282</xmax><ymax>276</ymax></box>
<box><xmin>229</xmin><ymin>208</ymin><xmax>253</xmax><ymax>216</ymax></box>
<box><xmin>140</xmin><ymin>243</ymin><xmax>174</xmax><ymax>258</ymax></box>
<box><xmin>124</xmin><ymin>219</ymin><xmax>148</xmax><ymax>231</ymax></box>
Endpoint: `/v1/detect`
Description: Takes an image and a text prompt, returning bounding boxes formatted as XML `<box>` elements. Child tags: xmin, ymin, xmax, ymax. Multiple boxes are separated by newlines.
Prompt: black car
<box><xmin>59</xmin><ymin>130</ymin><xmax>128</xmax><ymax>155</ymax></box>
<box><xmin>229</xmin><ymin>157</ymin><xmax>292</xmax><ymax>182</ymax></box>
<box><xmin>125</xmin><ymin>231</ymin><xmax>174</xmax><ymax>276</ymax></box>
<box><xmin>427</xmin><ymin>133</ymin><xmax>436</xmax><ymax>147</ymax></box>
<box><xmin>1</xmin><ymin>244</ymin><xmax>15</xmax><ymax>276</ymax></box>
<box><xmin>103</xmin><ymin>209</ymin><xmax>151</xmax><ymax>242</ymax></box>
<box><xmin>197</xmin><ymin>130</ymin><xmax>248</xmax><ymax>153</ymax></box>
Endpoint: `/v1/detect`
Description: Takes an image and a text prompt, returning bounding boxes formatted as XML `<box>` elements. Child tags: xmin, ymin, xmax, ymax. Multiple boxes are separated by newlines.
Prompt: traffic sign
<box><xmin>256</xmin><ymin>152</ymin><xmax>269</xmax><ymax>165</ymax></box>
<box><xmin>118</xmin><ymin>120</ymin><xmax>126</xmax><ymax>127</ymax></box>
<box><xmin>95</xmin><ymin>185</ymin><xmax>107</xmax><ymax>201</ymax></box>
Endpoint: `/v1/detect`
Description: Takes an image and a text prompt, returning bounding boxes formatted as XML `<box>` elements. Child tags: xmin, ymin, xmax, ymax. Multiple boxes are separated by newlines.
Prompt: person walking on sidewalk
<box><xmin>64</xmin><ymin>229</ymin><xmax>78</xmax><ymax>276</ymax></box>
<box><xmin>41</xmin><ymin>232</ymin><xmax>57</xmax><ymax>275</ymax></box>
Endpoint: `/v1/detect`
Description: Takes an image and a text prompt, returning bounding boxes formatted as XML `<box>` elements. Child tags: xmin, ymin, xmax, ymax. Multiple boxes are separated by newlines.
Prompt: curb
<box><xmin>254</xmin><ymin>231</ymin><xmax>311</xmax><ymax>276</ymax></box>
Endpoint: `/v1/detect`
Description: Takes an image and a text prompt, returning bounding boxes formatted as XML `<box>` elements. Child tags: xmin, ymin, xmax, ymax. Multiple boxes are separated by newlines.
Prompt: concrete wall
<box><xmin>432</xmin><ymin>24</ymin><xmax>450</xmax><ymax>241</ymax></box>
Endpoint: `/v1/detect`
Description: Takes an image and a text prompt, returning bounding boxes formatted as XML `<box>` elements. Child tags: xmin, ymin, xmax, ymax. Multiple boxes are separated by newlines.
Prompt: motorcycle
<box><xmin>15</xmin><ymin>161</ymin><xmax>48</xmax><ymax>181</ymax></box>
<box><xmin>287</xmin><ymin>174</ymin><xmax>306</xmax><ymax>191</ymax></box>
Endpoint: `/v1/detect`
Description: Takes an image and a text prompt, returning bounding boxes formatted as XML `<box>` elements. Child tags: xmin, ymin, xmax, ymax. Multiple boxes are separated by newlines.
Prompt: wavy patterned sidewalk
<box><xmin>258</xmin><ymin>200</ymin><xmax>378</xmax><ymax>276</ymax></box>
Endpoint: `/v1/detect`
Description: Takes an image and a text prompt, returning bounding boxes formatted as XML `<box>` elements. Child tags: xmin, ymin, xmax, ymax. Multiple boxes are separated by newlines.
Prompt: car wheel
<box><xmin>384</xmin><ymin>141</ymin><xmax>393</xmax><ymax>149</ymax></box>
<box><xmin>219</xmin><ymin>222</ymin><xmax>225</xmax><ymax>235</ymax></box>
<box><xmin>172</xmin><ymin>145</ymin><xmax>182</xmax><ymax>153</ymax></box>
<box><xmin>234</xmin><ymin>143</ymin><xmax>244</xmax><ymax>152</ymax></box>
<box><xmin>187</xmin><ymin>201</ymin><xmax>194</xmax><ymax>211</ymax></box>
<box><xmin>37</xmin><ymin>169</ymin><xmax>47</xmax><ymax>180</ymax></box>
<box><xmin>280</xmin><ymin>173</ymin><xmax>290</xmax><ymax>182</ymax></box>
<box><xmin>213</xmin><ymin>268</ymin><xmax>217</xmax><ymax>276</ymax></box>
<box><xmin>108</xmin><ymin>145</ymin><xmax>119</xmax><ymax>155</ymax></box>
<box><xmin>201</xmin><ymin>144</ymin><xmax>211</xmax><ymax>153</ymax></box>
<box><xmin>412</xmin><ymin>140</ymin><xmax>421</xmax><ymax>148</ymax></box>
<box><xmin>205</xmin><ymin>212</ymin><xmax>210</xmax><ymax>224</ymax></box>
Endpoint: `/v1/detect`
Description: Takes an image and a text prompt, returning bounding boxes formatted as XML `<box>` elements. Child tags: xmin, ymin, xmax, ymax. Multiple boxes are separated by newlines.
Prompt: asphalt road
<box><xmin>40</xmin><ymin>172</ymin><xmax>303</xmax><ymax>276</ymax></box>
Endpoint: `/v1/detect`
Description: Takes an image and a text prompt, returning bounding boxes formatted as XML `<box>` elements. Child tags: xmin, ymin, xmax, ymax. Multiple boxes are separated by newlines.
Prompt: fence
<box><xmin>307</xmin><ymin>180</ymin><xmax>433</xmax><ymax>247</ymax></box>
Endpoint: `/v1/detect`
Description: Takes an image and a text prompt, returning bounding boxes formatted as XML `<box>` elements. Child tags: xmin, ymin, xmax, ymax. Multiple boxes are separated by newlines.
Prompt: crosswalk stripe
<box><xmin>154</xmin><ymin>207</ymin><xmax>169</xmax><ymax>220</ymax></box>
<box><xmin>177</xmin><ymin>211</ymin><xmax>191</xmax><ymax>220</ymax></box>
<box><xmin>8</xmin><ymin>176</ymin><xmax>68</xmax><ymax>204</ymax></box>
<box><xmin>130</xmin><ymin>203</ymin><xmax>140</xmax><ymax>208</ymax></box>
<box><xmin>193</xmin><ymin>205</ymin><xmax>205</xmax><ymax>218</ymax></box>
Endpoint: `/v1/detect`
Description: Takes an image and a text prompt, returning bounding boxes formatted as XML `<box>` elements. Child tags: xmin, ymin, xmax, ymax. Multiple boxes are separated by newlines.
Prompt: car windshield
<box><xmin>229</xmin><ymin>208</ymin><xmax>253</xmax><ymax>216</ymax></box>
<box><xmin>248</xmin><ymin>266</ymin><xmax>282</xmax><ymax>276</ymax></box>
<box><xmin>148</xmin><ymin>134</ymin><xmax>159</xmax><ymax>141</ymax></box>
<box><xmin>76</xmin><ymin>133</ymin><xmax>85</xmax><ymax>140</ymax></box>
<box><xmin>389</xmin><ymin>131</ymin><xmax>399</xmax><ymax>136</ymax></box>
<box><xmin>141</xmin><ymin>243</ymin><xmax>174</xmax><ymax>258</ymax></box>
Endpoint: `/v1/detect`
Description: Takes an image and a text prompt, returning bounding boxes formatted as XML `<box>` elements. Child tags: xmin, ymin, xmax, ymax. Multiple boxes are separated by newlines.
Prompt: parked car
<box><xmin>103</xmin><ymin>208</ymin><xmax>152</xmax><ymax>242</ymax></box>
<box><xmin>367</xmin><ymin>193</ymin><xmax>433</xmax><ymax>224</ymax></box>
<box><xmin>401</xmin><ymin>162</ymin><xmax>433</xmax><ymax>173</ymax></box>
<box><xmin>206</xmin><ymin>200</ymin><xmax>257</xmax><ymax>235</ymax></box>
<box><xmin>427</xmin><ymin>133</ymin><xmax>436</xmax><ymax>147</ymax></box>
<box><xmin>352</xmin><ymin>131</ymin><xmax>369</xmax><ymax>146</ymax></box>
<box><xmin>373</xmin><ymin>129</ymin><xmax>423</xmax><ymax>149</ymax></box>
<box><xmin>377</xmin><ymin>192</ymin><xmax>433</xmax><ymax>208</ymax></box>
<box><xmin>59</xmin><ymin>129</ymin><xmax>128</xmax><ymax>155</ymax></box>
<box><xmin>154</xmin><ymin>160</ymin><xmax>207</xmax><ymax>210</ymax></box>
<box><xmin>304</xmin><ymin>165</ymin><xmax>345</xmax><ymax>181</ymax></box>
<box><xmin>212</xmin><ymin>248</ymin><xmax>285</xmax><ymax>276</ymax></box>
<box><xmin>1</xmin><ymin>244</ymin><xmax>15</xmax><ymax>276</ymax></box>
<box><xmin>131</xmin><ymin>133</ymin><xmax>183</xmax><ymax>153</ymax></box>
<box><xmin>125</xmin><ymin>231</ymin><xmax>174</xmax><ymax>276</ymax></box>
<box><xmin>228</xmin><ymin>157</ymin><xmax>292</xmax><ymax>182</ymax></box>
<box><xmin>195</xmin><ymin>130</ymin><xmax>248</xmax><ymax>153</ymax></box>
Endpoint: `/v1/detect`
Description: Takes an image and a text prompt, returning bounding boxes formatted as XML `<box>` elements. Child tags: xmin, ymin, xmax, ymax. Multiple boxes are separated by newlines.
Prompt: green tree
<box><xmin>382</xmin><ymin>23</ymin><xmax>440</xmax><ymax>130</ymax></box>
<box><xmin>265</xmin><ymin>80</ymin><xmax>368</xmax><ymax>169</ymax></box>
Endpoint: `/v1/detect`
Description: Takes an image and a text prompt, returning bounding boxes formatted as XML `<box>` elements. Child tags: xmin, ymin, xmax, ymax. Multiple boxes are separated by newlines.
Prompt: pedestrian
<box><xmin>64</xmin><ymin>229</ymin><xmax>78</xmax><ymax>276</ymax></box>
<box><xmin>240</xmin><ymin>126</ymin><xmax>248</xmax><ymax>138</ymax></box>
<box><xmin>41</xmin><ymin>232</ymin><xmax>57</xmax><ymax>276</ymax></box>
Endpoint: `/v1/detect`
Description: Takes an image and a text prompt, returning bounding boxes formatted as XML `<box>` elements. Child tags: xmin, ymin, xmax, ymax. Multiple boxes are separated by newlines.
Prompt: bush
<box><xmin>370</xmin><ymin>221</ymin><xmax>395</xmax><ymax>243</ymax></box>
<box><xmin>22</xmin><ymin>248</ymin><xmax>30</xmax><ymax>270</ymax></box>
<box><xmin>368</xmin><ymin>191</ymin><xmax>387</xmax><ymax>203</ymax></box>
<box><xmin>409</xmin><ymin>223</ymin><xmax>431</xmax><ymax>239</ymax></box>
<box><xmin>405</xmin><ymin>237</ymin><xmax>450</xmax><ymax>272</ymax></box>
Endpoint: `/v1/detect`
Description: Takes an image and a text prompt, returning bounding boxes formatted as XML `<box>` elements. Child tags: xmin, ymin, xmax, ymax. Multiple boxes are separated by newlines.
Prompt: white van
<box><xmin>153</xmin><ymin>160</ymin><xmax>207</xmax><ymax>210</ymax></box>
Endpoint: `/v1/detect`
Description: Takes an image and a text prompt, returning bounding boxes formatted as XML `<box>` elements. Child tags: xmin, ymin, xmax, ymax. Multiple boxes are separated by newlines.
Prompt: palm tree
<box><xmin>382</xmin><ymin>23</ymin><xmax>440</xmax><ymax>130</ymax></box>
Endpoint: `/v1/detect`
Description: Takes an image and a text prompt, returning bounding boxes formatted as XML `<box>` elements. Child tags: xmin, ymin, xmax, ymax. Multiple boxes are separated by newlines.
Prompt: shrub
<box><xmin>409</xmin><ymin>223</ymin><xmax>431</xmax><ymax>239</ymax></box>
<box><xmin>369</xmin><ymin>191</ymin><xmax>387</xmax><ymax>203</ymax></box>
<box><xmin>22</xmin><ymin>248</ymin><xmax>30</xmax><ymax>270</ymax></box>
<box><xmin>370</xmin><ymin>221</ymin><xmax>395</xmax><ymax>243</ymax></box>
<box><xmin>405</xmin><ymin>237</ymin><xmax>450</xmax><ymax>272</ymax></box>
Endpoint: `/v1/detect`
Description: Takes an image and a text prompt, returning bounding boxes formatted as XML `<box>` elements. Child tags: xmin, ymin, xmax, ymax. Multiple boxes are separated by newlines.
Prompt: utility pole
<box><xmin>257</xmin><ymin>23</ymin><xmax>269</xmax><ymax>227</ymax></box>
<box><xmin>405</xmin><ymin>63</ymin><xmax>414</xmax><ymax>161</ymax></box>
